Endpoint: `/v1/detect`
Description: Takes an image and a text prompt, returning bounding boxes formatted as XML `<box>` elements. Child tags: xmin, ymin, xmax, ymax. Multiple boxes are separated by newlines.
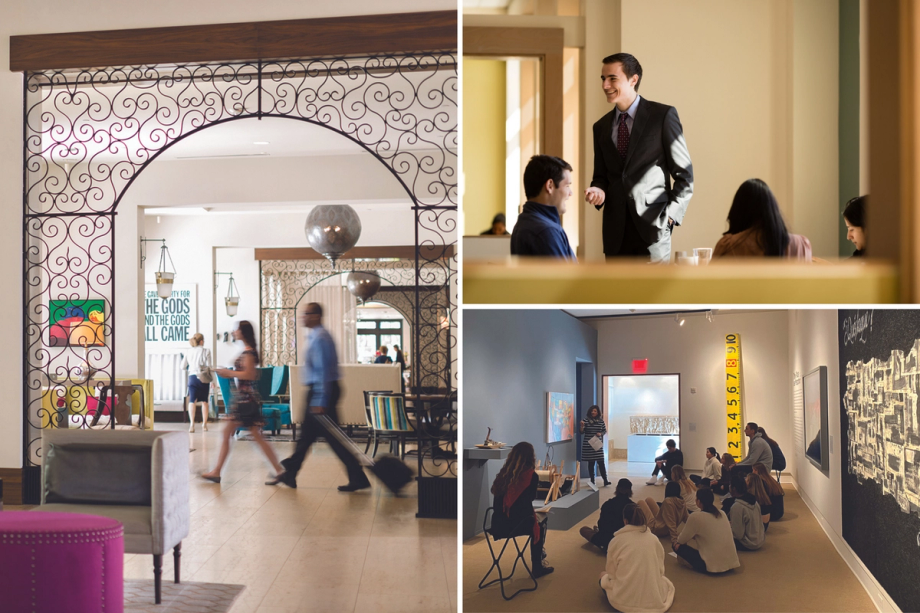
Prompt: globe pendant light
<box><xmin>304</xmin><ymin>204</ymin><xmax>362</xmax><ymax>265</ymax></box>
<box><xmin>347</xmin><ymin>271</ymin><xmax>381</xmax><ymax>305</ymax></box>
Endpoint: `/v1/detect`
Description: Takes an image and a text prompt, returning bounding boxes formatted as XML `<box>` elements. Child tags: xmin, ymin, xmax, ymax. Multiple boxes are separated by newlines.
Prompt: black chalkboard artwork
<box><xmin>839</xmin><ymin>309</ymin><xmax>920</xmax><ymax>612</ymax></box>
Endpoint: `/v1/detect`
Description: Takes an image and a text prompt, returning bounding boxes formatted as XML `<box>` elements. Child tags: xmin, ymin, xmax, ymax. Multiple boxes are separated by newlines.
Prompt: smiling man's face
<box><xmin>601</xmin><ymin>61</ymin><xmax>639</xmax><ymax>111</ymax></box>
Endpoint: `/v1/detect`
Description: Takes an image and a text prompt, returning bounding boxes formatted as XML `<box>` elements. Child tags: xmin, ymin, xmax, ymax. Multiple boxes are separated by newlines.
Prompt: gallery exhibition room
<box><xmin>463</xmin><ymin>308</ymin><xmax>919</xmax><ymax>613</ymax></box>
<box><xmin>0</xmin><ymin>2</ymin><xmax>457</xmax><ymax>612</ymax></box>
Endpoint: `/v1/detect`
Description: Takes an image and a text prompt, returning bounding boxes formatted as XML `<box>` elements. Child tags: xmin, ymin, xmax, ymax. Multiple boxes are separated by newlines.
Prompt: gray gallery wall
<box><xmin>463</xmin><ymin>310</ymin><xmax>597</xmax><ymax>537</ymax></box>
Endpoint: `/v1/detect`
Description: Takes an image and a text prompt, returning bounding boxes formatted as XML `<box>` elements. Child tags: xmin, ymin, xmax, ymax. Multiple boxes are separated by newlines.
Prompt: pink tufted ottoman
<box><xmin>0</xmin><ymin>511</ymin><xmax>124</xmax><ymax>613</ymax></box>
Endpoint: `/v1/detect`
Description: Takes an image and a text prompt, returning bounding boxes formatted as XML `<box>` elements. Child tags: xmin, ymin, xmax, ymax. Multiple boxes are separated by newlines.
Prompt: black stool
<box><xmin>478</xmin><ymin>508</ymin><xmax>538</xmax><ymax>600</ymax></box>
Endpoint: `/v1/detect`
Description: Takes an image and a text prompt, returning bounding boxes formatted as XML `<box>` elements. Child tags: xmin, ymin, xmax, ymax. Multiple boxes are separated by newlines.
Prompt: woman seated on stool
<box><xmin>752</xmin><ymin>462</ymin><xmax>785</xmax><ymax>521</ymax></box>
<box><xmin>674</xmin><ymin>488</ymin><xmax>740</xmax><ymax>574</ymax></box>
<box><xmin>489</xmin><ymin>442</ymin><xmax>554</xmax><ymax>578</ymax></box>
<box><xmin>637</xmin><ymin>481</ymin><xmax>689</xmax><ymax>549</ymax></box>
<box><xmin>689</xmin><ymin>448</ymin><xmax>722</xmax><ymax>488</ymax></box>
<box><xmin>669</xmin><ymin>466</ymin><xmax>700</xmax><ymax>512</ymax></box>
<box><xmin>713</xmin><ymin>178</ymin><xmax>812</xmax><ymax>261</ymax></box>
<box><xmin>600</xmin><ymin>504</ymin><xmax>675</xmax><ymax>613</ymax></box>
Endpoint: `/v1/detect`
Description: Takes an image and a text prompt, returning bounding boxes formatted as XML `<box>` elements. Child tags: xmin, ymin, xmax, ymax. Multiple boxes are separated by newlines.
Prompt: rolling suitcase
<box><xmin>316</xmin><ymin>414</ymin><xmax>415</xmax><ymax>494</ymax></box>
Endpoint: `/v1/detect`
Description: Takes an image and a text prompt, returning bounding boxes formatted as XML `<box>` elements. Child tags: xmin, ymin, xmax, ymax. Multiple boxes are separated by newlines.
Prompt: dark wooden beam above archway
<box><xmin>9</xmin><ymin>11</ymin><xmax>457</xmax><ymax>72</ymax></box>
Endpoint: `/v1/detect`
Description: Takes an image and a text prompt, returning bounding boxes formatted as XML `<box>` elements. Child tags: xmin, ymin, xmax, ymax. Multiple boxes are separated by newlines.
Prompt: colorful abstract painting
<box><xmin>547</xmin><ymin>391</ymin><xmax>575</xmax><ymax>443</ymax></box>
<box><xmin>49</xmin><ymin>300</ymin><xmax>105</xmax><ymax>347</ymax></box>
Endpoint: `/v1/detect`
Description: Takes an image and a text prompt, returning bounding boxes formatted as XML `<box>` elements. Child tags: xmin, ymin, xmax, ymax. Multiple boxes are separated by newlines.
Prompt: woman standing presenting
<box><xmin>580</xmin><ymin>405</ymin><xmax>610</xmax><ymax>486</ymax></box>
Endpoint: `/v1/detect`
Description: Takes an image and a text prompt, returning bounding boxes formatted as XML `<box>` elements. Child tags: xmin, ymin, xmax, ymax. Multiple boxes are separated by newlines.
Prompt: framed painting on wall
<box><xmin>547</xmin><ymin>391</ymin><xmax>574</xmax><ymax>444</ymax></box>
<box><xmin>48</xmin><ymin>300</ymin><xmax>105</xmax><ymax>347</ymax></box>
<box><xmin>803</xmin><ymin>365</ymin><xmax>829</xmax><ymax>471</ymax></box>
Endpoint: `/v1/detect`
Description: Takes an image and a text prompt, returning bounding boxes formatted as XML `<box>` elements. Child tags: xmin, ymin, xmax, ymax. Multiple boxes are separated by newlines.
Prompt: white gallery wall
<box><xmin>0</xmin><ymin>0</ymin><xmax>454</xmax><ymax>470</ymax></box>
<box><xmin>589</xmin><ymin>310</ymin><xmax>792</xmax><ymax>475</ymax></box>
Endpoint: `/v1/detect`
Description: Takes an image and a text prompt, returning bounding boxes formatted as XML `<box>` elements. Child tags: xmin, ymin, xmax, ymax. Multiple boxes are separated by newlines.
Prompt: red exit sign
<box><xmin>632</xmin><ymin>359</ymin><xmax>648</xmax><ymax>374</ymax></box>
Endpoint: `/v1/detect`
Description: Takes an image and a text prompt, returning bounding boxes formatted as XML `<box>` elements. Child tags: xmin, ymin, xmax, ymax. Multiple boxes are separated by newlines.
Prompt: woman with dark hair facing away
<box><xmin>201</xmin><ymin>321</ymin><xmax>284</xmax><ymax>483</ymax></box>
<box><xmin>752</xmin><ymin>463</ymin><xmax>785</xmax><ymax>521</ymax></box>
<box><xmin>581</xmin><ymin>478</ymin><xmax>633</xmax><ymax>552</ymax></box>
<box><xmin>757</xmin><ymin>426</ymin><xmax>786</xmax><ymax>475</ymax></box>
<box><xmin>669</xmin><ymin>466</ymin><xmax>700</xmax><ymax>512</ymax></box>
<box><xmin>727</xmin><ymin>473</ymin><xmax>765</xmax><ymax>550</ymax></box>
<box><xmin>580</xmin><ymin>405</ymin><xmax>610</xmax><ymax>486</ymax></box>
<box><xmin>600</xmin><ymin>504</ymin><xmax>675</xmax><ymax>613</ymax></box>
<box><xmin>745</xmin><ymin>472</ymin><xmax>773</xmax><ymax>531</ymax></box>
<box><xmin>674</xmin><ymin>488</ymin><xmax>740</xmax><ymax>574</ymax></box>
<box><xmin>637</xmin><ymin>481</ymin><xmax>689</xmax><ymax>549</ymax></box>
<box><xmin>689</xmin><ymin>448</ymin><xmax>722</xmax><ymax>488</ymax></box>
<box><xmin>711</xmin><ymin>454</ymin><xmax>736</xmax><ymax>496</ymax></box>
<box><xmin>713</xmin><ymin>178</ymin><xmax>812</xmax><ymax>260</ymax></box>
<box><xmin>843</xmin><ymin>195</ymin><xmax>867</xmax><ymax>257</ymax></box>
<box><xmin>489</xmin><ymin>442</ymin><xmax>554</xmax><ymax>577</ymax></box>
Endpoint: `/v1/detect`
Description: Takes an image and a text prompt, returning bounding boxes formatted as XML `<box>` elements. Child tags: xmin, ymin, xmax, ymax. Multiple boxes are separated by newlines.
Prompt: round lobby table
<box><xmin>0</xmin><ymin>511</ymin><xmax>124</xmax><ymax>613</ymax></box>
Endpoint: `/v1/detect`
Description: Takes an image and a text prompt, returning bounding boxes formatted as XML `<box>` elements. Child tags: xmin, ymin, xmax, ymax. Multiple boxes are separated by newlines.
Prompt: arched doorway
<box><xmin>22</xmin><ymin>52</ymin><xmax>457</xmax><ymax>510</ymax></box>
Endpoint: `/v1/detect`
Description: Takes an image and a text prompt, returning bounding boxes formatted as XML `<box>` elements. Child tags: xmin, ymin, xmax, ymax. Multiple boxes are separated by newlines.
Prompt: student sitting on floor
<box><xmin>689</xmin><ymin>447</ymin><xmax>722</xmax><ymax>488</ymax></box>
<box><xmin>752</xmin><ymin>462</ymin><xmax>785</xmax><ymax>521</ymax></box>
<box><xmin>637</xmin><ymin>481</ymin><xmax>689</xmax><ymax>549</ymax></box>
<box><xmin>746</xmin><ymin>472</ymin><xmax>773</xmax><ymax>531</ymax></box>
<box><xmin>669</xmin><ymin>466</ymin><xmax>700</xmax><ymax>512</ymax></box>
<box><xmin>581</xmin><ymin>478</ymin><xmax>634</xmax><ymax>552</ymax></box>
<box><xmin>646</xmin><ymin>439</ymin><xmax>684</xmax><ymax>486</ymax></box>
<box><xmin>600</xmin><ymin>504</ymin><xmax>675</xmax><ymax>613</ymax></box>
<box><xmin>711</xmin><ymin>454</ymin><xmax>736</xmax><ymax>496</ymax></box>
<box><xmin>489</xmin><ymin>442</ymin><xmax>555</xmax><ymax>577</ymax></box>
<box><xmin>674</xmin><ymin>488</ymin><xmax>740</xmax><ymax>574</ymax></box>
<box><xmin>727</xmin><ymin>473</ymin><xmax>765</xmax><ymax>551</ymax></box>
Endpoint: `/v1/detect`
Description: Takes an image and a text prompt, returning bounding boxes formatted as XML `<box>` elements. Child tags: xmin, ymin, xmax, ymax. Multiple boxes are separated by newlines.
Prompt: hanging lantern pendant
<box><xmin>225</xmin><ymin>275</ymin><xmax>240</xmax><ymax>317</ymax></box>
<box><xmin>304</xmin><ymin>204</ymin><xmax>362</xmax><ymax>265</ymax></box>
<box><xmin>155</xmin><ymin>242</ymin><xmax>177</xmax><ymax>299</ymax></box>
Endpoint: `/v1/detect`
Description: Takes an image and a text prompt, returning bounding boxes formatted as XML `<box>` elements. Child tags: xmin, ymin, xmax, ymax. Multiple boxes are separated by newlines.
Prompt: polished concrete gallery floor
<box><xmin>463</xmin><ymin>462</ymin><xmax>875</xmax><ymax>612</ymax></box>
<box><xmin>130</xmin><ymin>423</ymin><xmax>457</xmax><ymax>613</ymax></box>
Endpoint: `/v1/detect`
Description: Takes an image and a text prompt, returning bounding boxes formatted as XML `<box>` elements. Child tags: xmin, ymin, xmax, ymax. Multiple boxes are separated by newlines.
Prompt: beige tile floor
<box><xmin>123</xmin><ymin>423</ymin><xmax>457</xmax><ymax>613</ymax></box>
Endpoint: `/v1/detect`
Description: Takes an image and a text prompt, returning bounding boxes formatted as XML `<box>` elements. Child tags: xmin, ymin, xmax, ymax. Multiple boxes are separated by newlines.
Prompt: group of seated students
<box><xmin>485</xmin><ymin>423</ymin><xmax>788</xmax><ymax>612</ymax></box>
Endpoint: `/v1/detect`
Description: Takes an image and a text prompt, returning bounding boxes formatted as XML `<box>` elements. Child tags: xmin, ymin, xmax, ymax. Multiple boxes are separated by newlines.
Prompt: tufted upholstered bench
<box><xmin>32</xmin><ymin>429</ymin><xmax>189</xmax><ymax>604</ymax></box>
<box><xmin>0</xmin><ymin>510</ymin><xmax>124</xmax><ymax>612</ymax></box>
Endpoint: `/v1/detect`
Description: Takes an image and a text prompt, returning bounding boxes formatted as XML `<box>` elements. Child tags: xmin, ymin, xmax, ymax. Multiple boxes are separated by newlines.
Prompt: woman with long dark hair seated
<box><xmin>843</xmin><ymin>195</ymin><xmax>867</xmax><ymax>257</ymax></box>
<box><xmin>711</xmin><ymin>454</ymin><xmax>736</xmax><ymax>496</ymax></box>
<box><xmin>674</xmin><ymin>489</ymin><xmax>740</xmax><ymax>574</ymax></box>
<box><xmin>637</xmin><ymin>481</ymin><xmax>689</xmax><ymax>549</ymax></box>
<box><xmin>490</xmin><ymin>442</ymin><xmax>554</xmax><ymax>577</ymax></box>
<box><xmin>713</xmin><ymin>179</ymin><xmax>812</xmax><ymax>260</ymax></box>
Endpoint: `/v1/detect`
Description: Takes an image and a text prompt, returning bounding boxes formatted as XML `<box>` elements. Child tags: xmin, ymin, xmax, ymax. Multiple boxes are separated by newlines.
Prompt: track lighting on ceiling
<box><xmin>674</xmin><ymin>314</ymin><xmax>685</xmax><ymax>327</ymax></box>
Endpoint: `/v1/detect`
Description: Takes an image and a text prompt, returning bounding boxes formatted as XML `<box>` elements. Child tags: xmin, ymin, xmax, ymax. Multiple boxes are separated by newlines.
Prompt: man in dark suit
<box><xmin>584</xmin><ymin>53</ymin><xmax>693</xmax><ymax>263</ymax></box>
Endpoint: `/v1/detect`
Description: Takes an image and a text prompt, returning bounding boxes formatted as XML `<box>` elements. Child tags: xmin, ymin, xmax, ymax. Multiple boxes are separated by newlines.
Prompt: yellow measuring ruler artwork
<box><xmin>725</xmin><ymin>333</ymin><xmax>744</xmax><ymax>460</ymax></box>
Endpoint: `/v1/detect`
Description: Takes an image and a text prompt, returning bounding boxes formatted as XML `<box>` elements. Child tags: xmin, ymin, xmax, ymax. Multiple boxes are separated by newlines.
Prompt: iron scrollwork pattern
<box><xmin>24</xmin><ymin>51</ymin><xmax>457</xmax><ymax>508</ymax></box>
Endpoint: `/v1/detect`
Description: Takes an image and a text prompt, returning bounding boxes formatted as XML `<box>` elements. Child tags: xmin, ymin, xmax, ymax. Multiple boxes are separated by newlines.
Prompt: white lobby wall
<box><xmin>589</xmin><ymin>311</ymin><xmax>792</xmax><ymax>474</ymax></box>
<box><xmin>581</xmin><ymin>0</ymin><xmax>840</xmax><ymax>260</ymax></box>
<box><xmin>0</xmin><ymin>0</ymin><xmax>454</xmax><ymax>469</ymax></box>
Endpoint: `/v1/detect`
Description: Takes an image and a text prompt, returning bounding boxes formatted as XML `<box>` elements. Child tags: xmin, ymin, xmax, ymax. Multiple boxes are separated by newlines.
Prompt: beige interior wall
<box><xmin>562</xmin><ymin>47</ymin><xmax>581</xmax><ymax>252</ymax></box>
<box><xmin>579</xmin><ymin>1</ymin><xmax>841</xmax><ymax>259</ymax></box>
<box><xmin>582</xmin><ymin>0</ymin><xmax>620</xmax><ymax>261</ymax></box>
<box><xmin>792</xmin><ymin>0</ymin><xmax>840</xmax><ymax>257</ymax></box>
<box><xmin>463</xmin><ymin>59</ymin><xmax>507</xmax><ymax>236</ymax></box>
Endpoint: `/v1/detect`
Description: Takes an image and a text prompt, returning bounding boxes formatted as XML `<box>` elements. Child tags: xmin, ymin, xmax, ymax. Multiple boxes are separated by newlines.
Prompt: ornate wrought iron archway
<box><xmin>22</xmin><ymin>53</ymin><xmax>457</xmax><ymax>513</ymax></box>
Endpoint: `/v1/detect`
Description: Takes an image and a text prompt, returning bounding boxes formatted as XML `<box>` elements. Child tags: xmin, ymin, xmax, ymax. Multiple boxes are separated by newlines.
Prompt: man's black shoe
<box><xmin>266</xmin><ymin>471</ymin><xmax>297</xmax><ymax>488</ymax></box>
<box><xmin>337</xmin><ymin>481</ymin><xmax>372</xmax><ymax>492</ymax></box>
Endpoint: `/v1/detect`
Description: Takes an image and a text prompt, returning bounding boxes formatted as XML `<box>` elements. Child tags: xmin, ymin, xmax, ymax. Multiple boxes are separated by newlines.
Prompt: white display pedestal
<box><xmin>627</xmin><ymin>434</ymin><xmax>680</xmax><ymax>462</ymax></box>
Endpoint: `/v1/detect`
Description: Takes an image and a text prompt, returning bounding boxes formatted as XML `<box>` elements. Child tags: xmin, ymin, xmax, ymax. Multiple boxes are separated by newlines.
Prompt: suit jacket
<box><xmin>591</xmin><ymin>97</ymin><xmax>694</xmax><ymax>254</ymax></box>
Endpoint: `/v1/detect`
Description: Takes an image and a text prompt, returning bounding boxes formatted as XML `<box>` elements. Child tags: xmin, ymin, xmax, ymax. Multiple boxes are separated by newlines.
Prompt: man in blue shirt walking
<box><xmin>510</xmin><ymin>155</ymin><xmax>576</xmax><ymax>260</ymax></box>
<box><xmin>269</xmin><ymin>302</ymin><xmax>371</xmax><ymax>491</ymax></box>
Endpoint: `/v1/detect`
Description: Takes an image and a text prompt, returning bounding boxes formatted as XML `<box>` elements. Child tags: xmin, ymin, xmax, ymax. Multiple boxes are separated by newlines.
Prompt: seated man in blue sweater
<box><xmin>510</xmin><ymin>155</ymin><xmax>576</xmax><ymax>260</ymax></box>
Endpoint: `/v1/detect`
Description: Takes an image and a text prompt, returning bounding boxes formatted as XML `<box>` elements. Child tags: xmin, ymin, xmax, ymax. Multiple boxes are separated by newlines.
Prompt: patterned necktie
<box><xmin>617</xmin><ymin>112</ymin><xmax>630</xmax><ymax>160</ymax></box>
